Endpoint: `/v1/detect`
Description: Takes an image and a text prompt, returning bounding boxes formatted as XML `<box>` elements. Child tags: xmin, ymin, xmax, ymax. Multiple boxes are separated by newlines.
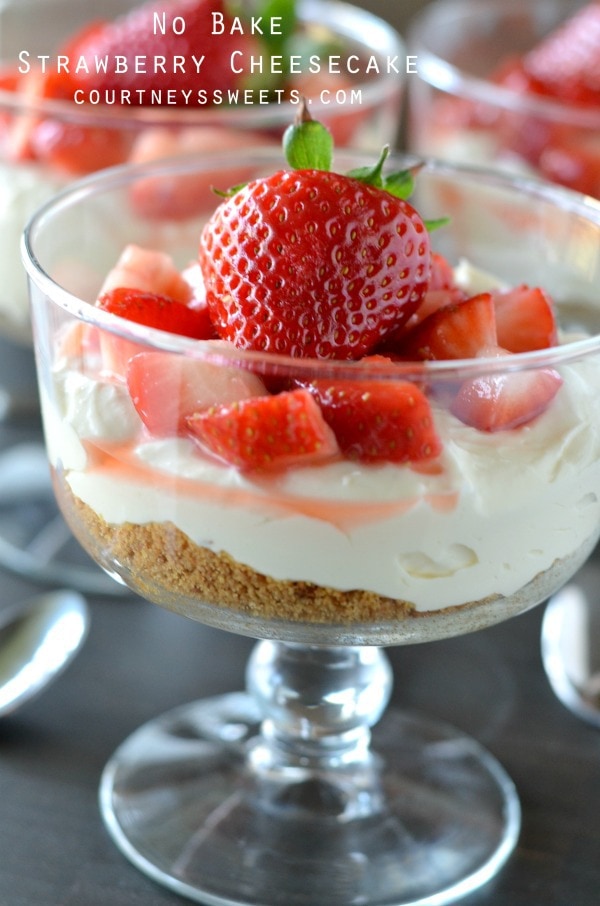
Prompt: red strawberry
<box><xmin>492</xmin><ymin>285</ymin><xmax>558</xmax><ymax>353</ymax></box>
<box><xmin>187</xmin><ymin>389</ymin><xmax>339</xmax><ymax>470</ymax></box>
<box><xmin>5</xmin><ymin>23</ymin><xmax>111</xmax><ymax>166</ymax></box>
<box><xmin>27</xmin><ymin>118</ymin><xmax>132</xmax><ymax>175</ymax></box>
<box><xmin>97</xmin><ymin>287</ymin><xmax>214</xmax><ymax>337</ymax></box>
<box><xmin>200</xmin><ymin>168</ymin><xmax>430</xmax><ymax>360</ymax></box>
<box><xmin>379</xmin><ymin>255</ymin><xmax>467</xmax><ymax>352</ymax></box>
<box><xmin>428</xmin><ymin>252</ymin><xmax>457</xmax><ymax>291</ymax></box>
<box><xmin>451</xmin><ymin>347</ymin><xmax>563</xmax><ymax>432</ymax></box>
<box><xmin>519</xmin><ymin>2</ymin><xmax>600</xmax><ymax>107</ymax></box>
<box><xmin>40</xmin><ymin>22</ymin><xmax>107</xmax><ymax>101</ymax></box>
<box><xmin>127</xmin><ymin>350</ymin><xmax>267</xmax><ymax>435</ymax></box>
<box><xmin>395</xmin><ymin>293</ymin><xmax>497</xmax><ymax>361</ymax></box>
<box><xmin>307</xmin><ymin>373</ymin><xmax>442</xmax><ymax>463</ymax></box>
<box><xmin>71</xmin><ymin>0</ymin><xmax>254</xmax><ymax>102</ymax></box>
<box><xmin>96</xmin><ymin>286</ymin><xmax>215</xmax><ymax>376</ymax></box>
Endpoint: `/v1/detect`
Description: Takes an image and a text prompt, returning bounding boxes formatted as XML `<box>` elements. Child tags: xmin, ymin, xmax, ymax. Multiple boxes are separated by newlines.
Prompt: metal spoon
<box><xmin>541</xmin><ymin>561</ymin><xmax>600</xmax><ymax>728</ymax></box>
<box><xmin>0</xmin><ymin>590</ymin><xmax>89</xmax><ymax>717</ymax></box>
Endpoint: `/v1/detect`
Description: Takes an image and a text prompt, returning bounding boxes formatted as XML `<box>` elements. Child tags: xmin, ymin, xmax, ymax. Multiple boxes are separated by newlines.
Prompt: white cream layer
<box><xmin>42</xmin><ymin>349</ymin><xmax>600</xmax><ymax>612</ymax></box>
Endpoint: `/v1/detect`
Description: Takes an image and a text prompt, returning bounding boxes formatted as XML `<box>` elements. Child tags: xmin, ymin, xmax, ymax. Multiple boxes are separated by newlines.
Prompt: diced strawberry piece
<box><xmin>97</xmin><ymin>287</ymin><xmax>213</xmax><ymax>337</ymax></box>
<box><xmin>538</xmin><ymin>133</ymin><xmax>600</xmax><ymax>198</ymax></box>
<box><xmin>99</xmin><ymin>245</ymin><xmax>194</xmax><ymax>302</ymax></box>
<box><xmin>451</xmin><ymin>347</ymin><xmax>563</xmax><ymax>432</ymax></box>
<box><xmin>127</xmin><ymin>126</ymin><xmax>273</xmax><ymax>220</ymax></box>
<box><xmin>429</xmin><ymin>252</ymin><xmax>457</xmax><ymax>291</ymax></box>
<box><xmin>127</xmin><ymin>350</ymin><xmax>267</xmax><ymax>436</ymax></box>
<box><xmin>187</xmin><ymin>389</ymin><xmax>339</xmax><ymax>471</ymax></box>
<box><xmin>307</xmin><ymin>375</ymin><xmax>442</xmax><ymax>463</ymax></box>
<box><xmin>396</xmin><ymin>293</ymin><xmax>497</xmax><ymax>361</ymax></box>
<box><xmin>0</xmin><ymin>65</ymin><xmax>22</xmax><ymax>94</ymax></box>
<box><xmin>97</xmin><ymin>287</ymin><xmax>216</xmax><ymax>377</ymax></box>
<box><xmin>28</xmin><ymin>119</ymin><xmax>133</xmax><ymax>176</ymax></box>
<box><xmin>4</xmin><ymin>22</ymin><xmax>110</xmax><ymax>165</ymax></box>
<box><xmin>492</xmin><ymin>285</ymin><xmax>558</xmax><ymax>353</ymax></box>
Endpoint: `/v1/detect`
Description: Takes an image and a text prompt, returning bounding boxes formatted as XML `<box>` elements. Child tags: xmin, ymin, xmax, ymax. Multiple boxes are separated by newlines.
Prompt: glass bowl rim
<box><xmin>409</xmin><ymin>0</ymin><xmax>600</xmax><ymax>129</ymax></box>
<box><xmin>22</xmin><ymin>146</ymin><xmax>600</xmax><ymax>383</ymax></box>
<box><xmin>0</xmin><ymin>0</ymin><xmax>404</xmax><ymax>127</ymax></box>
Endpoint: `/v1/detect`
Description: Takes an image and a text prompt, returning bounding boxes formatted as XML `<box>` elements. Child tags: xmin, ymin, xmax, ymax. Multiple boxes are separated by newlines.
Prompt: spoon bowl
<box><xmin>0</xmin><ymin>590</ymin><xmax>89</xmax><ymax>717</ymax></box>
<box><xmin>541</xmin><ymin>559</ymin><xmax>600</xmax><ymax>728</ymax></box>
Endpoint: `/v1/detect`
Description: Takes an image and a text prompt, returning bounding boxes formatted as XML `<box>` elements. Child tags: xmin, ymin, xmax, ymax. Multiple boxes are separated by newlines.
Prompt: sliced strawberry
<box><xmin>451</xmin><ymin>347</ymin><xmax>563</xmax><ymax>432</ymax></box>
<box><xmin>97</xmin><ymin>287</ymin><xmax>215</xmax><ymax>377</ymax></box>
<box><xmin>396</xmin><ymin>293</ymin><xmax>497</xmax><ymax>361</ymax></box>
<box><xmin>187</xmin><ymin>389</ymin><xmax>339</xmax><ymax>471</ymax></box>
<box><xmin>307</xmin><ymin>375</ymin><xmax>442</xmax><ymax>463</ymax></box>
<box><xmin>127</xmin><ymin>350</ymin><xmax>267</xmax><ymax>436</ymax></box>
<box><xmin>492</xmin><ymin>285</ymin><xmax>558</xmax><ymax>353</ymax></box>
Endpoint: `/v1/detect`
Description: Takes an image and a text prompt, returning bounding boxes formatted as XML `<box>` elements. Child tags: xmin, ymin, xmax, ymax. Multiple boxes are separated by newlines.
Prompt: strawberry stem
<box><xmin>283</xmin><ymin>99</ymin><xmax>333</xmax><ymax>170</ymax></box>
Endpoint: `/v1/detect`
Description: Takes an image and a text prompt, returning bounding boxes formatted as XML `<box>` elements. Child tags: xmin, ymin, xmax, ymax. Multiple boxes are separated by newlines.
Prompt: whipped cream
<box><xmin>42</xmin><ymin>334</ymin><xmax>600</xmax><ymax>612</ymax></box>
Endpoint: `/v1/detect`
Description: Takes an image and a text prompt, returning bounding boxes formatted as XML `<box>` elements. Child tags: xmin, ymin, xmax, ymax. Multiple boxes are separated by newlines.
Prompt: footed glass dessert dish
<box><xmin>22</xmin><ymin>140</ymin><xmax>600</xmax><ymax>905</ymax></box>
<box><xmin>0</xmin><ymin>0</ymin><xmax>403</xmax><ymax>591</ymax></box>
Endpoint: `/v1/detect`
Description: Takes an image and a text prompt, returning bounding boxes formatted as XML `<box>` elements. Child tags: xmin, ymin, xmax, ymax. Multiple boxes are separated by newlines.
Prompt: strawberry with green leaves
<box><xmin>199</xmin><ymin>107</ymin><xmax>434</xmax><ymax>361</ymax></box>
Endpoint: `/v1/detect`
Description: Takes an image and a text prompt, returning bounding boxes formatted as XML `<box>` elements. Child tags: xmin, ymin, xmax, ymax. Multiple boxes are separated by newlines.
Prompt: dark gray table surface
<box><xmin>0</xmin><ymin>343</ymin><xmax>599</xmax><ymax>906</ymax></box>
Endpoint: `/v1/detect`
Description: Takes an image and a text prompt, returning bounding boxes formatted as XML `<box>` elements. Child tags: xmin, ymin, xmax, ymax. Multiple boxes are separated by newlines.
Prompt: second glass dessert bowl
<box><xmin>0</xmin><ymin>0</ymin><xmax>404</xmax><ymax>590</ymax></box>
<box><xmin>23</xmin><ymin>147</ymin><xmax>600</xmax><ymax>905</ymax></box>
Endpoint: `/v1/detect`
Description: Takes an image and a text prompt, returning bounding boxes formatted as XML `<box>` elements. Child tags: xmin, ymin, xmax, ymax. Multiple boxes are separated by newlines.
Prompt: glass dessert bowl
<box><xmin>407</xmin><ymin>0</ymin><xmax>600</xmax><ymax>198</ymax></box>
<box><xmin>22</xmin><ymin>138</ymin><xmax>600</xmax><ymax>905</ymax></box>
<box><xmin>0</xmin><ymin>0</ymin><xmax>404</xmax><ymax>590</ymax></box>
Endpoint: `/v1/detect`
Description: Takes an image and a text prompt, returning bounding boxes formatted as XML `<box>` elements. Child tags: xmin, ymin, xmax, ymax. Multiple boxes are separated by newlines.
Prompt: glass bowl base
<box><xmin>99</xmin><ymin>692</ymin><xmax>520</xmax><ymax>906</ymax></box>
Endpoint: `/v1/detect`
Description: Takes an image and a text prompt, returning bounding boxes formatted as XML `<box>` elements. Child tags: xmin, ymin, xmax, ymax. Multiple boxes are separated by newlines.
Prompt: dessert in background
<box><xmin>409</xmin><ymin>0</ymin><xmax>600</xmax><ymax>198</ymax></box>
<box><xmin>0</xmin><ymin>0</ymin><xmax>404</xmax><ymax>341</ymax></box>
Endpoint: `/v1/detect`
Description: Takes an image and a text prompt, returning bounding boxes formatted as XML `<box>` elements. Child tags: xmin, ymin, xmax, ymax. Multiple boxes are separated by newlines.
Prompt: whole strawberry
<box><xmin>69</xmin><ymin>0</ymin><xmax>255</xmax><ymax>101</ymax></box>
<box><xmin>199</xmin><ymin>110</ymin><xmax>432</xmax><ymax>360</ymax></box>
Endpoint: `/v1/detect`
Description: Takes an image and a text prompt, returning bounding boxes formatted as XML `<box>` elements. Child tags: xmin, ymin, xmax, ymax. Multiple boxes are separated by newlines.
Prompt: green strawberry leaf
<box><xmin>346</xmin><ymin>146</ymin><xmax>389</xmax><ymax>188</ymax></box>
<box><xmin>423</xmin><ymin>216</ymin><xmax>451</xmax><ymax>232</ymax></box>
<box><xmin>347</xmin><ymin>155</ymin><xmax>421</xmax><ymax>201</ymax></box>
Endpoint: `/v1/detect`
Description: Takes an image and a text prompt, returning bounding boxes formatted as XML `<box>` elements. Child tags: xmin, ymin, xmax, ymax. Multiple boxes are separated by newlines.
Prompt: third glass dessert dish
<box><xmin>408</xmin><ymin>0</ymin><xmax>600</xmax><ymax>198</ymax></box>
<box><xmin>23</xmin><ymin>114</ymin><xmax>600</xmax><ymax>905</ymax></box>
